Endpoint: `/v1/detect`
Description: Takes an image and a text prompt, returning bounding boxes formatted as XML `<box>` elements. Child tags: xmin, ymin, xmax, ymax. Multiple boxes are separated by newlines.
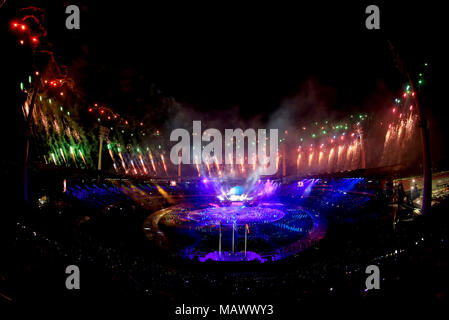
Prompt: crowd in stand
<box><xmin>4</xmin><ymin>178</ymin><xmax>448</xmax><ymax>306</ymax></box>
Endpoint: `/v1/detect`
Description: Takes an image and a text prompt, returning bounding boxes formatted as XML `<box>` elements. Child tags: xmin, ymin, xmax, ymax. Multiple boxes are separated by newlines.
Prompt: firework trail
<box><xmin>194</xmin><ymin>156</ymin><xmax>201</xmax><ymax>176</ymax></box>
<box><xmin>118</xmin><ymin>150</ymin><xmax>127</xmax><ymax>172</ymax></box>
<box><xmin>139</xmin><ymin>154</ymin><xmax>148</xmax><ymax>174</ymax></box>
<box><xmin>130</xmin><ymin>160</ymin><xmax>138</xmax><ymax>175</ymax></box>
<box><xmin>214</xmin><ymin>156</ymin><xmax>222</xmax><ymax>176</ymax></box>
<box><xmin>70</xmin><ymin>146</ymin><xmax>78</xmax><ymax>167</ymax></box>
<box><xmin>161</xmin><ymin>154</ymin><xmax>168</xmax><ymax>175</ymax></box>
<box><xmin>148</xmin><ymin>151</ymin><xmax>157</xmax><ymax>174</ymax></box>
<box><xmin>228</xmin><ymin>153</ymin><xmax>234</xmax><ymax>175</ymax></box>
<box><xmin>328</xmin><ymin>147</ymin><xmax>335</xmax><ymax>171</ymax></box>
<box><xmin>78</xmin><ymin>149</ymin><xmax>87</xmax><ymax>167</ymax></box>
<box><xmin>59</xmin><ymin>147</ymin><xmax>67</xmax><ymax>164</ymax></box>
<box><xmin>108</xmin><ymin>149</ymin><xmax>118</xmax><ymax>172</ymax></box>
<box><xmin>308</xmin><ymin>150</ymin><xmax>313</xmax><ymax>167</ymax></box>
<box><xmin>205</xmin><ymin>156</ymin><xmax>211</xmax><ymax>176</ymax></box>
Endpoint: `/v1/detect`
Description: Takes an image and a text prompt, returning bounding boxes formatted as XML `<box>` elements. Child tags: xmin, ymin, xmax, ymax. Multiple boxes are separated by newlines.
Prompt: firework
<box><xmin>148</xmin><ymin>151</ymin><xmax>157</xmax><ymax>174</ymax></box>
<box><xmin>161</xmin><ymin>154</ymin><xmax>168</xmax><ymax>175</ymax></box>
<box><xmin>194</xmin><ymin>156</ymin><xmax>201</xmax><ymax>176</ymax></box>
<box><xmin>59</xmin><ymin>148</ymin><xmax>67</xmax><ymax>164</ymax></box>
<box><xmin>214</xmin><ymin>156</ymin><xmax>222</xmax><ymax>176</ymax></box>
<box><xmin>205</xmin><ymin>156</ymin><xmax>211</xmax><ymax>176</ymax></box>
<box><xmin>130</xmin><ymin>160</ymin><xmax>138</xmax><ymax>175</ymax></box>
<box><xmin>70</xmin><ymin>146</ymin><xmax>77</xmax><ymax>167</ymax></box>
<box><xmin>50</xmin><ymin>153</ymin><xmax>57</xmax><ymax>165</ymax></box>
<box><xmin>78</xmin><ymin>150</ymin><xmax>87</xmax><ymax>167</ymax></box>
<box><xmin>118</xmin><ymin>150</ymin><xmax>127</xmax><ymax>172</ymax></box>
<box><xmin>139</xmin><ymin>154</ymin><xmax>148</xmax><ymax>174</ymax></box>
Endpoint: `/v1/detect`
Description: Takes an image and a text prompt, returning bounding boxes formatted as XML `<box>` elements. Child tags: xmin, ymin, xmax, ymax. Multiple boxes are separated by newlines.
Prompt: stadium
<box><xmin>2</xmin><ymin>1</ymin><xmax>448</xmax><ymax>314</ymax></box>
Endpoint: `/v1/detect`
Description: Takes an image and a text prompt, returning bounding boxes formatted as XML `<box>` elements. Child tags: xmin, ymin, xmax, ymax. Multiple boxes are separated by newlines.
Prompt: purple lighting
<box><xmin>187</xmin><ymin>204</ymin><xmax>285</xmax><ymax>225</ymax></box>
<box><xmin>198</xmin><ymin>251</ymin><xmax>267</xmax><ymax>263</ymax></box>
<box><xmin>143</xmin><ymin>199</ymin><xmax>327</xmax><ymax>263</ymax></box>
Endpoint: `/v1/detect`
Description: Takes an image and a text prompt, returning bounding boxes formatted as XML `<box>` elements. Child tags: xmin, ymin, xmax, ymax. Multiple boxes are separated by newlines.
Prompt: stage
<box><xmin>143</xmin><ymin>199</ymin><xmax>327</xmax><ymax>262</ymax></box>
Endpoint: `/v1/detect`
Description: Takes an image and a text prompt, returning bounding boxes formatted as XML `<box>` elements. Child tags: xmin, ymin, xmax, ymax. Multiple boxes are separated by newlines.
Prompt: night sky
<box><xmin>1</xmin><ymin>1</ymin><xmax>448</xmax><ymax>165</ymax></box>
